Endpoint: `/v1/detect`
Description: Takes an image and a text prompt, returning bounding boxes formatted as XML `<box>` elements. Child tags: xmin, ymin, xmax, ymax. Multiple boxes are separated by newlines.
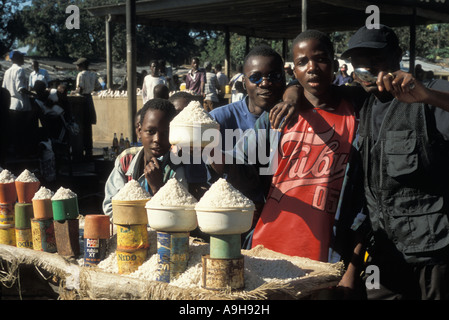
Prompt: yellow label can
<box><xmin>15</xmin><ymin>228</ymin><xmax>33</xmax><ymax>249</ymax></box>
<box><xmin>116</xmin><ymin>224</ymin><xmax>149</xmax><ymax>251</ymax></box>
<box><xmin>0</xmin><ymin>203</ymin><xmax>14</xmax><ymax>225</ymax></box>
<box><xmin>0</xmin><ymin>225</ymin><xmax>16</xmax><ymax>246</ymax></box>
<box><xmin>116</xmin><ymin>249</ymin><xmax>148</xmax><ymax>274</ymax></box>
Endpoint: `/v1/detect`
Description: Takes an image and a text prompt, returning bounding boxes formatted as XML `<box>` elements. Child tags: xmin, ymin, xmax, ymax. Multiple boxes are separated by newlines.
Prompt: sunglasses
<box><xmin>247</xmin><ymin>72</ymin><xmax>283</xmax><ymax>84</ymax></box>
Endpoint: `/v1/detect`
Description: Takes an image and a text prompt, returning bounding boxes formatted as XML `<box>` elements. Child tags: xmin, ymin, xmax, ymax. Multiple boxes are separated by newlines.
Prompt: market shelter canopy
<box><xmin>87</xmin><ymin>0</ymin><xmax>449</xmax><ymax>39</ymax></box>
<box><xmin>86</xmin><ymin>0</ymin><xmax>449</xmax><ymax>142</ymax></box>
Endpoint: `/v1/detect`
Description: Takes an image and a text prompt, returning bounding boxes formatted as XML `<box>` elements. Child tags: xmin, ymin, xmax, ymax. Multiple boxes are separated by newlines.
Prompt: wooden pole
<box><xmin>105</xmin><ymin>14</ymin><xmax>113</xmax><ymax>89</ymax></box>
<box><xmin>126</xmin><ymin>0</ymin><xmax>137</xmax><ymax>143</ymax></box>
<box><xmin>409</xmin><ymin>6</ymin><xmax>416</xmax><ymax>75</ymax></box>
<box><xmin>302</xmin><ymin>0</ymin><xmax>307</xmax><ymax>32</ymax></box>
<box><xmin>225</xmin><ymin>27</ymin><xmax>230</xmax><ymax>77</ymax></box>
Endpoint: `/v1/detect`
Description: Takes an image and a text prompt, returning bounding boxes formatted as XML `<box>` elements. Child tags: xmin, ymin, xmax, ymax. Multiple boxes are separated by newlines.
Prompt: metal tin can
<box><xmin>84</xmin><ymin>238</ymin><xmax>107</xmax><ymax>267</ymax></box>
<box><xmin>0</xmin><ymin>225</ymin><xmax>16</xmax><ymax>246</ymax></box>
<box><xmin>31</xmin><ymin>218</ymin><xmax>57</xmax><ymax>253</ymax></box>
<box><xmin>156</xmin><ymin>231</ymin><xmax>189</xmax><ymax>283</ymax></box>
<box><xmin>15</xmin><ymin>203</ymin><xmax>34</xmax><ymax>229</ymax></box>
<box><xmin>116</xmin><ymin>248</ymin><xmax>148</xmax><ymax>274</ymax></box>
<box><xmin>116</xmin><ymin>224</ymin><xmax>149</xmax><ymax>251</ymax></box>
<box><xmin>201</xmin><ymin>254</ymin><xmax>244</xmax><ymax>291</ymax></box>
<box><xmin>54</xmin><ymin>219</ymin><xmax>80</xmax><ymax>257</ymax></box>
<box><xmin>0</xmin><ymin>203</ymin><xmax>14</xmax><ymax>225</ymax></box>
<box><xmin>15</xmin><ymin>228</ymin><xmax>33</xmax><ymax>249</ymax></box>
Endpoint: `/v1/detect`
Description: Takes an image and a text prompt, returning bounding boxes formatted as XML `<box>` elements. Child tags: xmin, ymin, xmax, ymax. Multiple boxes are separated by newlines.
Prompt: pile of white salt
<box><xmin>196</xmin><ymin>178</ymin><xmax>254</xmax><ymax>209</ymax></box>
<box><xmin>0</xmin><ymin>169</ymin><xmax>16</xmax><ymax>183</ymax></box>
<box><xmin>146</xmin><ymin>178</ymin><xmax>197</xmax><ymax>207</ymax></box>
<box><xmin>170</xmin><ymin>101</ymin><xmax>218</xmax><ymax>126</ymax></box>
<box><xmin>16</xmin><ymin>169</ymin><xmax>39</xmax><ymax>182</ymax></box>
<box><xmin>52</xmin><ymin>187</ymin><xmax>77</xmax><ymax>200</ymax></box>
<box><xmin>112</xmin><ymin>180</ymin><xmax>151</xmax><ymax>201</ymax></box>
<box><xmin>32</xmin><ymin>187</ymin><xmax>54</xmax><ymax>200</ymax></box>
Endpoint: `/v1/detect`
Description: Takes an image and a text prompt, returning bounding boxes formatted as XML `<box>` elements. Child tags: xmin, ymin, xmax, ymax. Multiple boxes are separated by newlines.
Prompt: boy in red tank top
<box><xmin>251</xmin><ymin>30</ymin><xmax>358</xmax><ymax>261</ymax></box>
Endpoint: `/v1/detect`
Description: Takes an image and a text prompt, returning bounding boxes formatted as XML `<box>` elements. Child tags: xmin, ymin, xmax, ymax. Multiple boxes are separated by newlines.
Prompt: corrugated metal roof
<box><xmin>87</xmin><ymin>0</ymin><xmax>449</xmax><ymax>39</ymax></box>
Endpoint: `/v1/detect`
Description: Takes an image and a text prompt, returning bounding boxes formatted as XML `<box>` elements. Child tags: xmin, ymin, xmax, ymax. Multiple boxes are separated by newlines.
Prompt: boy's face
<box><xmin>243</xmin><ymin>55</ymin><xmax>285</xmax><ymax>112</ymax></box>
<box><xmin>349</xmin><ymin>47</ymin><xmax>392</xmax><ymax>94</ymax></box>
<box><xmin>292</xmin><ymin>38</ymin><xmax>334</xmax><ymax>97</ymax></box>
<box><xmin>139</xmin><ymin>109</ymin><xmax>171</xmax><ymax>158</ymax></box>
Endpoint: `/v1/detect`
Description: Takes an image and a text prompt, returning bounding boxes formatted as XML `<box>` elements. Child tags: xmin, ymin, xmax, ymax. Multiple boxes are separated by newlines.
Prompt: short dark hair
<box><xmin>169</xmin><ymin>91</ymin><xmax>197</xmax><ymax>104</ymax></box>
<box><xmin>293</xmin><ymin>30</ymin><xmax>334</xmax><ymax>57</ymax></box>
<box><xmin>140</xmin><ymin>98</ymin><xmax>176</xmax><ymax>125</ymax></box>
<box><xmin>243</xmin><ymin>45</ymin><xmax>284</xmax><ymax>68</ymax></box>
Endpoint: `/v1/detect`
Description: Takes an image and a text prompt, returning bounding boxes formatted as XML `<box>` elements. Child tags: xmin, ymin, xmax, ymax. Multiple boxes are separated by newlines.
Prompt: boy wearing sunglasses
<box><xmin>209</xmin><ymin>45</ymin><xmax>285</xmax><ymax>153</ymax></box>
<box><xmin>249</xmin><ymin>30</ymin><xmax>360</xmax><ymax>263</ymax></box>
<box><xmin>207</xmin><ymin>46</ymin><xmax>286</xmax><ymax>226</ymax></box>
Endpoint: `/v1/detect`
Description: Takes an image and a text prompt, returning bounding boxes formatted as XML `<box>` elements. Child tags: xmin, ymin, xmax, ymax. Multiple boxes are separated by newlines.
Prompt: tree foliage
<box><xmin>17</xmin><ymin>0</ymin><xmax>196</xmax><ymax>66</ymax></box>
<box><xmin>0</xmin><ymin>0</ymin><xmax>28</xmax><ymax>57</ymax></box>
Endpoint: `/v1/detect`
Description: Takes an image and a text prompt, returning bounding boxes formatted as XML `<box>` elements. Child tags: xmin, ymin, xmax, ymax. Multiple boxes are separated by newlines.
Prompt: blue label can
<box><xmin>84</xmin><ymin>238</ymin><xmax>107</xmax><ymax>266</ymax></box>
<box><xmin>156</xmin><ymin>231</ymin><xmax>189</xmax><ymax>283</ymax></box>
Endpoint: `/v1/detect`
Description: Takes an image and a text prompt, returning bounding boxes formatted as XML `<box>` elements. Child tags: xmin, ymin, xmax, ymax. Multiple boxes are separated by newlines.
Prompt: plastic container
<box><xmin>15</xmin><ymin>181</ymin><xmax>40</xmax><ymax>204</ymax></box>
<box><xmin>169</xmin><ymin>123</ymin><xmax>220</xmax><ymax>148</ymax></box>
<box><xmin>52</xmin><ymin>197</ymin><xmax>79</xmax><ymax>221</ymax></box>
<box><xmin>0</xmin><ymin>182</ymin><xmax>17</xmax><ymax>204</ymax></box>
<box><xmin>146</xmin><ymin>205</ymin><xmax>197</xmax><ymax>232</ymax></box>
<box><xmin>111</xmin><ymin>199</ymin><xmax>149</xmax><ymax>225</ymax></box>
<box><xmin>84</xmin><ymin>214</ymin><xmax>111</xmax><ymax>239</ymax></box>
<box><xmin>32</xmin><ymin>198</ymin><xmax>53</xmax><ymax>220</ymax></box>
<box><xmin>195</xmin><ymin>206</ymin><xmax>254</xmax><ymax>235</ymax></box>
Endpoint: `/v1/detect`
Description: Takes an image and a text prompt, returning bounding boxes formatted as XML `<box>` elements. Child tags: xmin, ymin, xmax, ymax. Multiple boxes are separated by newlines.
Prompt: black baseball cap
<box><xmin>341</xmin><ymin>25</ymin><xmax>399</xmax><ymax>59</ymax></box>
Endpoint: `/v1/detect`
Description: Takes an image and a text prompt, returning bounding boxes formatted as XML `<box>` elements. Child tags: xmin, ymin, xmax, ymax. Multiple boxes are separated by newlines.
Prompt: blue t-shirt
<box><xmin>209</xmin><ymin>97</ymin><xmax>261</xmax><ymax>151</ymax></box>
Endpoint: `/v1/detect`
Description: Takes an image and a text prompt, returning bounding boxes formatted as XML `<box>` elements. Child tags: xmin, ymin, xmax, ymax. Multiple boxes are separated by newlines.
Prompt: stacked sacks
<box><xmin>111</xmin><ymin>180</ymin><xmax>151</xmax><ymax>274</ymax></box>
<box><xmin>0</xmin><ymin>170</ymin><xmax>17</xmax><ymax>245</ymax></box>
<box><xmin>31</xmin><ymin>187</ymin><xmax>57</xmax><ymax>253</ymax></box>
<box><xmin>52</xmin><ymin>187</ymin><xmax>80</xmax><ymax>257</ymax></box>
<box><xmin>14</xmin><ymin>170</ymin><xmax>40</xmax><ymax>249</ymax></box>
